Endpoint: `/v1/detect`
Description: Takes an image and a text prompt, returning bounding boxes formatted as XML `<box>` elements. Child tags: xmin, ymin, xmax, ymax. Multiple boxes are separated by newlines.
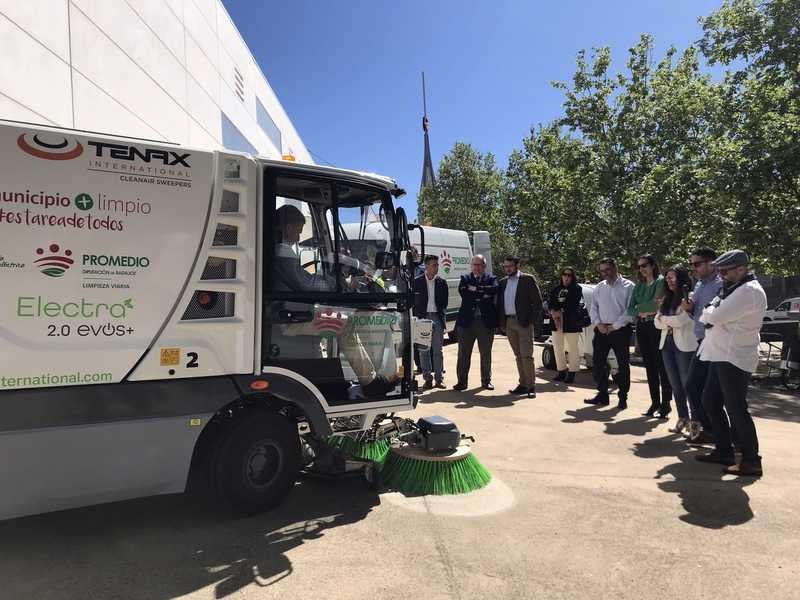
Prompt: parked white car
<box><xmin>763</xmin><ymin>297</ymin><xmax>800</xmax><ymax>321</ymax></box>
<box><xmin>541</xmin><ymin>283</ymin><xmax>621</xmax><ymax>377</ymax></box>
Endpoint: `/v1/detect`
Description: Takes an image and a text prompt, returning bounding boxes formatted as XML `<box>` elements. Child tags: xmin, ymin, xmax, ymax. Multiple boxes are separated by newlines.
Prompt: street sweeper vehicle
<box><xmin>0</xmin><ymin>120</ymin><xmax>447</xmax><ymax>520</ymax></box>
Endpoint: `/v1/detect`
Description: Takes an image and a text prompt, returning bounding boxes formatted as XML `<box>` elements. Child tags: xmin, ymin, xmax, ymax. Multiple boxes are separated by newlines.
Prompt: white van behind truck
<box><xmin>409</xmin><ymin>226</ymin><xmax>492</xmax><ymax>334</ymax></box>
<box><xmin>0</xmin><ymin>120</ymin><xmax>423</xmax><ymax>520</ymax></box>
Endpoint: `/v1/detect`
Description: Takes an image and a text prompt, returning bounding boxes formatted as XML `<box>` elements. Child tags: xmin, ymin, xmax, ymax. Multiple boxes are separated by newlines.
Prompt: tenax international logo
<box><xmin>17</xmin><ymin>133</ymin><xmax>84</xmax><ymax>161</ymax></box>
<box><xmin>34</xmin><ymin>244</ymin><xmax>74</xmax><ymax>277</ymax></box>
<box><xmin>440</xmin><ymin>250</ymin><xmax>452</xmax><ymax>274</ymax></box>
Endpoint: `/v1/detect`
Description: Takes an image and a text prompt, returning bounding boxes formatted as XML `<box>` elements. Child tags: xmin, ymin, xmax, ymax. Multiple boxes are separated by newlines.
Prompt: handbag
<box><xmin>567</xmin><ymin>304</ymin><xmax>592</xmax><ymax>329</ymax></box>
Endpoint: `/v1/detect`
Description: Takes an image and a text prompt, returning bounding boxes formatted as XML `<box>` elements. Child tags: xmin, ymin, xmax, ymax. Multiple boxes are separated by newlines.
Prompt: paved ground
<box><xmin>1</xmin><ymin>338</ymin><xmax>798</xmax><ymax>600</ymax></box>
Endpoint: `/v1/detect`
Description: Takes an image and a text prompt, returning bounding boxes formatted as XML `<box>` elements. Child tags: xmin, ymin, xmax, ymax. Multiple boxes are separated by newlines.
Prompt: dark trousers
<box><xmin>637</xmin><ymin>320</ymin><xmax>673</xmax><ymax>408</ymax></box>
<box><xmin>456</xmin><ymin>318</ymin><xmax>494</xmax><ymax>385</ymax></box>
<box><xmin>685</xmin><ymin>348</ymin><xmax>714</xmax><ymax>432</ymax></box>
<box><xmin>592</xmin><ymin>324</ymin><xmax>632</xmax><ymax>400</ymax></box>
<box><xmin>702</xmin><ymin>362</ymin><xmax>761</xmax><ymax>465</ymax></box>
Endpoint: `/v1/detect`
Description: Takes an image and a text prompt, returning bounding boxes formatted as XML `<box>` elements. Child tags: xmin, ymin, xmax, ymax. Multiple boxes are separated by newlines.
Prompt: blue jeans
<box><xmin>420</xmin><ymin>314</ymin><xmax>445</xmax><ymax>382</ymax></box>
<box><xmin>702</xmin><ymin>362</ymin><xmax>761</xmax><ymax>465</ymax></box>
<box><xmin>660</xmin><ymin>336</ymin><xmax>693</xmax><ymax>419</ymax></box>
<box><xmin>685</xmin><ymin>347</ymin><xmax>714</xmax><ymax>431</ymax></box>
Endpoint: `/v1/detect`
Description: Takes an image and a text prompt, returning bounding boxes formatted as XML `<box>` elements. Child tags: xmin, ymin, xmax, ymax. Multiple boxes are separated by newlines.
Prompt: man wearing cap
<box><xmin>694</xmin><ymin>249</ymin><xmax>766</xmax><ymax>477</ymax></box>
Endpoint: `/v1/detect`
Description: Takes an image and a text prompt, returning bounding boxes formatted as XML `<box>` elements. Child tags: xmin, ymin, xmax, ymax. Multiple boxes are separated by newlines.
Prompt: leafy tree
<box><xmin>698</xmin><ymin>0</ymin><xmax>800</xmax><ymax>275</ymax></box>
<box><xmin>418</xmin><ymin>142</ymin><xmax>515</xmax><ymax>268</ymax></box>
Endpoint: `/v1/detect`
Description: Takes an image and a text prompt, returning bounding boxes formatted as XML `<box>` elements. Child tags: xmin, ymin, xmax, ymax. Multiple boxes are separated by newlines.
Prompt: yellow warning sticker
<box><xmin>189</xmin><ymin>418</ymin><xmax>202</xmax><ymax>427</ymax></box>
<box><xmin>398</xmin><ymin>365</ymin><xmax>405</xmax><ymax>378</ymax></box>
<box><xmin>160</xmin><ymin>348</ymin><xmax>180</xmax><ymax>366</ymax></box>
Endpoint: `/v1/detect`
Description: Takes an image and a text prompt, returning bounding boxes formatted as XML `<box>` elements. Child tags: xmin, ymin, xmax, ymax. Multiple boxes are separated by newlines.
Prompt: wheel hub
<box><xmin>243</xmin><ymin>439</ymin><xmax>284</xmax><ymax>491</ymax></box>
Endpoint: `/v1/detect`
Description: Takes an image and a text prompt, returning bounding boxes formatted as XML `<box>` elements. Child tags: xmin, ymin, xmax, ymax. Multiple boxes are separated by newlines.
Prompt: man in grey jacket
<box><xmin>694</xmin><ymin>250</ymin><xmax>766</xmax><ymax>477</ymax></box>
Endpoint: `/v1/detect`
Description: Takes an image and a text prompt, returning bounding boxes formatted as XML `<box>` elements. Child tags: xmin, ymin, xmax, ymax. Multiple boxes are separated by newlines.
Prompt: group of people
<box><xmin>580</xmin><ymin>248</ymin><xmax>766</xmax><ymax>477</ymax></box>
<box><xmin>411</xmin><ymin>252</ymin><xmax>543</xmax><ymax>399</ymax></box>
<box><xmin>412</xmin><ymin>244</ymin><xmax>767</xmax><ymax>478</ymax></box>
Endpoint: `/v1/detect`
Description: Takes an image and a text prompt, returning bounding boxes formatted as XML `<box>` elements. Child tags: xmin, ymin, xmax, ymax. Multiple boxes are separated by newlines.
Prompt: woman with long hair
<box><xmin>548</xmin><ymin>266</ymin><xmax>583</xmax><ymax>384</ymax></box>
<box><xmin>627</xmin><ymin>254</ymin><xmax>673</xmax><ymax>418</ymax></box>
<box><xmin>654</xmin><ymin>265</ymin><xmax>698</xmax><ymax>434</ymax></box>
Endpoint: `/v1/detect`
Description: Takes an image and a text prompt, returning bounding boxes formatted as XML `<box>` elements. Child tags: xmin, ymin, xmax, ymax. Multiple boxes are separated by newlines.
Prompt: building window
<box><xmin>221</xmin><ymin>114</ymin><xmax>257</xmax><ymax>155</ymax></box>
<box><xmin>257</xmin><ymin>99</ymin><xmax>282</xmax><ymax>152</ymax></box>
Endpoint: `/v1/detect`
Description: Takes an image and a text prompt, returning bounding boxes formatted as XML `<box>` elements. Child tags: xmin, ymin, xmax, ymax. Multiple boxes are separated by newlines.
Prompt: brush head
<box><xmin>390</xmin><ymin>441</ymin><xmax>472</xmax><ymax>462</ymax></box>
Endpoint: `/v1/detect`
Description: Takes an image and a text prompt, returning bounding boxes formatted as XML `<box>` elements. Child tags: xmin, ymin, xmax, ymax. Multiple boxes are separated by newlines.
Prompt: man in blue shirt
<box><xmin>585</xmin><ymin>258</ymin><xmax>635</xmax><ymax>409</ymax></box>
<box><xmin>681</xmin><ymin>247</ymin><xmax>723</xmax><ymax>443</ymax></box>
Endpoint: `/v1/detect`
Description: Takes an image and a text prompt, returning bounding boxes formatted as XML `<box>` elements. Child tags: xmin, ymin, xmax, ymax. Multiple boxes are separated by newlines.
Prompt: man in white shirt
<box><xmin>411</xmin><ymin>255</ymin><xmax>449</xmax><ymax>388</ymax></box>
<box><xmin>694</xmin><ymin>249</ymin><xmax>766</xmax><ymax>476</ymax></box>
<box><xmin>585</xmin><ymin>257</ymin><xmax>635</xmax><ymax>409</ymax></box>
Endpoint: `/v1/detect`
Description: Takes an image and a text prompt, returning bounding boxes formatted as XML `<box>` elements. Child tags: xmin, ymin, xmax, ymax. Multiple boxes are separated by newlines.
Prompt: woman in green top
<box><xmin>627</xmin><ymin>254</ymin><xmax>672</xmax><ymax>418</ymax></box>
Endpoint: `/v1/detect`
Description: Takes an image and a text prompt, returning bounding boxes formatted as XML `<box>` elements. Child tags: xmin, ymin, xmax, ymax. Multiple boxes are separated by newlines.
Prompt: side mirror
<box><xmin>375</xmin><ymin>251</ymin><xmax>395</xmax><ymax>269</ymax></box>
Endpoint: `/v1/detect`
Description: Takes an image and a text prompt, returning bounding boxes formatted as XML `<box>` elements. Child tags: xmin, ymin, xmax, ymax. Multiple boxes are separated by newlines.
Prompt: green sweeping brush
<box><xmin>382</xmin><ymin>443</ymin><xmax>492</xmax><ymax>495</ymax></box>
<box><xmin>327</xmin><ymin>434</ymin><xmax>392</xmax><ymax>462</ymax></box>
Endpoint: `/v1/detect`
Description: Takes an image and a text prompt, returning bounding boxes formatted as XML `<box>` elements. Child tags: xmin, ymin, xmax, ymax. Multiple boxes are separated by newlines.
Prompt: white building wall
<box><xmin>0</xmin><ymin>0</ymin><xmax>311</xmax><ymax>163</ymax></box>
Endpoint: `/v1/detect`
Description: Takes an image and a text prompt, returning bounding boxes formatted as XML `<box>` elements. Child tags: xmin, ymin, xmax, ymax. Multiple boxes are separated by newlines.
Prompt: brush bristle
<box><xmin>328</xmin><ymin>436</ymin><xmax>391</xmax><ymax>462</ymax></box>
<box><xmin>382</xmin><ymin>450</ymin><xmax>492</xmax><ymax>495</ymax></box>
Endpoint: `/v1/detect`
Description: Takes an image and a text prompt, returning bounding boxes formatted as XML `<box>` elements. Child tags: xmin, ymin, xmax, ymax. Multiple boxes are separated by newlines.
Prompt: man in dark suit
<box><xmin>497</xmin><ymin>255</ymin><xmax>542</xmax><ymax>398</ymax></box>
<box><xmin>411</xmin><ymin>254</ymin><xmax>449</xmax><ymax>389</ymax></box>
<box><xmin>454</xmin><ymin>254</ymin><xmax>499</xmax><ymax>390</ymax></box>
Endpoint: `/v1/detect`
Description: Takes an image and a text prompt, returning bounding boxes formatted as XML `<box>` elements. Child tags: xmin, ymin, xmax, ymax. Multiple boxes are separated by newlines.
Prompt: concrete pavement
<box><xmin>0</xmin><ymin>337</ymin><xmax>798</xmax><ymax>599</ymax></box>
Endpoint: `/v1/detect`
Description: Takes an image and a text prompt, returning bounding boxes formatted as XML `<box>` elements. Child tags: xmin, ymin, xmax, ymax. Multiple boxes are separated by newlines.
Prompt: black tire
<box><xmin>365</xmin><ymin>465</ymin><xmax>382</xmax><ymax>491</ymax></box>
<box><xmin>541</xmin><ymin>345</ymin><xmax>556</xmax><ymax>370</ymax></box>
<box><xmin>783</xmin><ymin>369</ymin><xmax>800</xmax><ymax>391</ymax></box>
<box><xmin>207</xmin><ymin>411</ymin><xmax>301</xmax><ymax>516</ymax></box>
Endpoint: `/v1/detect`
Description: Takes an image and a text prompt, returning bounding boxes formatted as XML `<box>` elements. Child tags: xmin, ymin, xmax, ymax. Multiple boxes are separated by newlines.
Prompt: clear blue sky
<box><xmin>221</xmin><ymin>0</ymin><xmax>726</xmax><ymax>223</ymax></box>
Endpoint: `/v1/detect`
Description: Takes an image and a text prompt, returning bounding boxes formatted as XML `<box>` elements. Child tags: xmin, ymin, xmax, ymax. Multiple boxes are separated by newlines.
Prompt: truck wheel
<box><xmin>207</xmin><ymin>411</ymin><xmax>301</xmax><ymax>516</ymax></box>
<box><xmin>541</xmin><ymin>345</ymin><xmax>556</xmax><ymax>370</ymax></box>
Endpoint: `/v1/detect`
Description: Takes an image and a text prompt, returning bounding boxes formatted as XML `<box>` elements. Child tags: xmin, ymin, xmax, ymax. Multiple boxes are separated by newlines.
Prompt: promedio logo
<box><xmin>83</xmin><ymin>254</ymin><xmax>150</xmax><ymax>267</ymax></box>
<box><xmin>34</xmin><ymin>244</ymin><xmax>74</xmax><ymax>277</ymax></box>
<box><xmin>17</xmin><ymin>133</ymin><xmax>84</xmax><ymax>161</ymax></box>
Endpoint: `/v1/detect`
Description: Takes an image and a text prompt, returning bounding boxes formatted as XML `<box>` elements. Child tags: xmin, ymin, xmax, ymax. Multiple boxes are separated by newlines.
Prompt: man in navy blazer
<box><xmin>411</xmin><ymin>254</ymin><xmax>449</xmax><ymax>388</ymax></box>
<box><xmin>454</xmin><ymin>254</ymin><xmax>499</xmax><ymax>390</ymax></box>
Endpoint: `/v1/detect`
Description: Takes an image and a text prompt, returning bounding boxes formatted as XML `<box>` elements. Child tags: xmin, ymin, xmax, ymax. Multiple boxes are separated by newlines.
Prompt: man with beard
<box><xmin>694</xmin><ymin>250</ymin><xmax>766</xmax><ymax>477</ymax></box>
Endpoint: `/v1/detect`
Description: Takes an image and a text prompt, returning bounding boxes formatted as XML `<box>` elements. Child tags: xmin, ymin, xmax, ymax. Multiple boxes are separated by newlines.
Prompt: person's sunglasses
<box><xmin>561</xmin><ymin>272</ymin><xmax>573</xmax><ymax>277</ymax></box>
<box><xmin>717</xmin><ymin>266</ymin><xmax>742</xmax><ymax>276</ymax></box>
<box><xmin>689</xmin><ymin>260</ymin><xmax>710</xmax><ymax>268</ymax></box>
<box><xmin>636</xmin><ymin>263</ymin><xmax>650</xmax><ymax>270</ymax></box>
<box><xmin>665</xmin><ymin>276</ymin><xmax>677</xmax><ymax>281</ymax></box>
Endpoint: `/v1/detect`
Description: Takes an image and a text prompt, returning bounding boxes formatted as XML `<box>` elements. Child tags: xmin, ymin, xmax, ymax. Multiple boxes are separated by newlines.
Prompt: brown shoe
<box><xmin>422</xmin><ymin>380</ymin><xmax>433</xmax><ymax>390</ymax></box>
<box><xmin>725</xmin><ymin>462</ymin><xmax>763</xmax><ymax>477</ymax></box>
<box><xmin>695</xmin><ymin>450</ymin><xmax>736</xmax><ymax>466</ymax></box>
<box><xmin>434</xmin><ymin>380</ymin><xmax>446</xmax><ymax>389</ymax></box>
<box><xmin>362</xmin><ymin>374</ymin><xmax>400</xmax><ymax>397</ymax></box>
<box><xmin>687</xmin><ymin>431</ymin><xmax>716</xmax><ymax>446</ymax></box>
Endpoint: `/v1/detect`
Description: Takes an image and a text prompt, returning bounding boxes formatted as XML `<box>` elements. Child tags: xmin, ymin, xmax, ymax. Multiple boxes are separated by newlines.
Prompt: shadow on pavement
<box><xmin>603</xmin><ymin>415</ymin><xmax>664</xmax><ymax>437</ymax></box>
<box><xmin>420</xmin><ymin>388</ymin><xmax>519</xmax><ymax>408</ymax></box>
<box><xmin>632</xmin><ymin>435</ymin><xmax>755</xmax><ymax>529</ymax></box>
<box><xmin>746</xmin><ymin>385</ymin><xmax>800</xmax><ymax>424</ymax></box>
<box><xmin>562</xmin><ymin>404</ymin><xmax>624</xmax><ymax>424</ymax></box>
<box><xmin>0</xmin><ymin>471</ymin><xmax>378</xmax><ymax>599</ymax></box>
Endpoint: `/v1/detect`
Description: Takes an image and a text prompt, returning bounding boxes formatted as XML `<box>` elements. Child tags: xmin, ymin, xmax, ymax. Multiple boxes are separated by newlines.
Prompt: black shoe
<box><xmin>553</xmin><ymin>370</ymin><xmax>567</xmax><ymax>382</ymax></box>
<box><xmin>482</xmin><ymin>382</ymin><xmax>494</xmax><ymax>390</ymax></box>
<box><xmin>509</xmin><ymin>385</ymin><xmax>528</xmax><ymax>394</ymax></box>
<box><xmin>564</xmin><ymin>372</ymin><xmax>575</xmax><ymax>384</ymax></box>
<box><xmin>584</xmin><ymin>395</ymin><xmax>610</xmax><ymax>406</ymax></box>
<box><xmin>452</xmin><ymin>382</ymin><xmax>468</xmax><ymax>391</ymax></box>
<box><xmin>527</xmin><ymin>387</ymin><xmax>537</xmax><ymax>398</ymax></box>
<box><xmin>655</xmin><ymin>403</ymin><xmax>671</xmax><ymax>419</ymax></box>
<box><xmin>617</xmin><ymin>399</ymin><xmax>628</xmax><ymax>410</ymax></box>
<box><xmin>362</xmin><ymin>374</ymin><xmax>400</xmax><ymax>397</ymax></box>
<box><xmin>641</xmin><ymin>404</ymin><xmax>659</xmax><ymax>417</ymax></box>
